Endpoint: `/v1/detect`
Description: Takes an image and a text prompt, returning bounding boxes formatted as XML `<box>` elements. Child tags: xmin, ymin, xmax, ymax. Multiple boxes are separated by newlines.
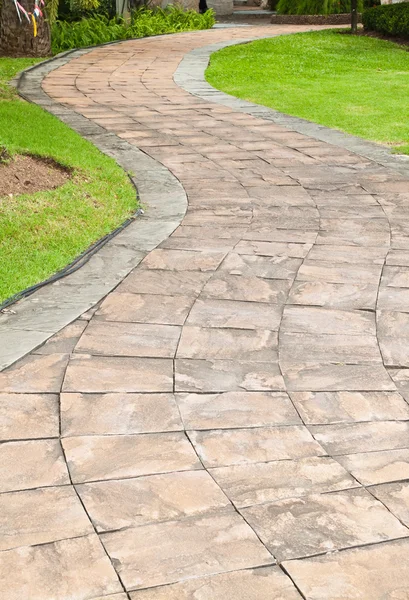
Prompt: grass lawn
<box><xmin>0</xmin><ymin>58</ymin><xmax>137</xmax><ymax>304</ymax></box>
<box><xmin>206</xmin><ymin>30</ymin><xmax>409</xmax><ymax>155</ymax></box>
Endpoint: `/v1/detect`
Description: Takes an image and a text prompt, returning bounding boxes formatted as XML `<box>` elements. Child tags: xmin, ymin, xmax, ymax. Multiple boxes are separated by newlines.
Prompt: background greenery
<box><xmin>51</xmin><ymin>7</ymin><xmax>215</xmax><ymax>53</ymax></box>
<box><xmin>206</xmin><ymin>30</ymin><xmax>409</xmax><ymax>155</ymax></box>
<box><xmin>276</xmin><ymin>0</ymin><xmax>363</xmax><ymax>16</ymax></box>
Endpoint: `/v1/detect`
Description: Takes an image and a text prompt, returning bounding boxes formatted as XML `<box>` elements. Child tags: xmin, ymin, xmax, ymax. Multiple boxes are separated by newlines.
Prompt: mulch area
<box><xmin>0</xmin><ymin>154</ymin><xmax>70</xmax><ymax>198</ymax></box>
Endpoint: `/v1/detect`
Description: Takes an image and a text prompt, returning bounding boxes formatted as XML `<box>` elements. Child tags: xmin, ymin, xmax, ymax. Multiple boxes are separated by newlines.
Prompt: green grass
<box><xmin>0</xmin><ymin>58</ymin><xmax>136</xmax><ymax>303</ymax></box>
<box><xmin>206</xmin><ymin>30</ymin><xmax>409</xmax><ymax>154</ymax></box>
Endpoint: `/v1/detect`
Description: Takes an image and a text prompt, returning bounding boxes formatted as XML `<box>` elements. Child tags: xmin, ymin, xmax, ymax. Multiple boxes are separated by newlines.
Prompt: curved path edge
<box><xmin>0</xmin><ymin>48</ymin><xmax>187</xmax><ymax>371</ymax></box>
<box><xmin>174</xmin><ymin>38</ymin><xmax>409</xmax><ymax>178</ymax></box>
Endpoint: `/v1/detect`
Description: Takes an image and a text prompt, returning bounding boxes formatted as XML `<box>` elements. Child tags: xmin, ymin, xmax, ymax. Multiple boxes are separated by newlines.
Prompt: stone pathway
<box><xmin>2</xmin><ymin>25</ymin><xmax>409</xmax><ymax>600</ymax></box>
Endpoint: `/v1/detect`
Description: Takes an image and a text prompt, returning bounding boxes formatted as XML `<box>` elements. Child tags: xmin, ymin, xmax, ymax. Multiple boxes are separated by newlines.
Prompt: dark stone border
<box><xmin>270</xmin><ymin>13</ymin><xmax>361</xmax><ymax>25</ymax></box>
<box><xmin>0</xmin><ymin>44</ymin><xmax>187</xmax><ymax>371</ymax></box>
<box><xmin>173</xmin><ymin>36</ymin><xmax>409</xmax><ymax>179</ymax></box>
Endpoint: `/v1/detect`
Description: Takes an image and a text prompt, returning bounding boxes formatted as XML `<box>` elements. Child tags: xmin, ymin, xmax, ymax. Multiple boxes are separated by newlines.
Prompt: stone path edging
<box><xmin>174</xmin><ymin>37</ymin><xmax>409</xmax><ymax>178</ymax></box>
<box><xmin>0</xmin><ymin>49</ymin><xmax>187</xmax><ymax>371</ymax></box>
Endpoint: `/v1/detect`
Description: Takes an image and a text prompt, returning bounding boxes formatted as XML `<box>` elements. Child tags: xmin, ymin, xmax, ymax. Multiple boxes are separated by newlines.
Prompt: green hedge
<box><xmin>363</xmin><ymin>2</ymin><xmax>409</xmax><ymax>38</ymax></box>
<box><xmin>277</xmin><ymin>0</ymin><xmax>363</xmax><ymax>15</ymax></box>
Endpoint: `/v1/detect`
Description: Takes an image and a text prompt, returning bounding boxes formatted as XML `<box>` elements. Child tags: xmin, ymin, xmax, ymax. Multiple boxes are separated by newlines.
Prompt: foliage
<box><xmin>206</xmin><ymin>29</ymin><xmax>409</xmax><ymax>155</ymax></box>
<box><xmin>51</xmin><ymin>6</ymin><xmax>215</xmax><ymax>53</ymax></box>
<box><xmin>0</xmin><ymin>57</ymin><xmax>136</xmax><ymax>303</ymax></box>
<box><xmin>277</xmin><ymin>0</ymin><xmax>363</xmax><ymax>14</ymax></box>
<box><xmin>363</xmin><ymin>1</ymin><xmax>409</xmax><ymax>38</ymax></box>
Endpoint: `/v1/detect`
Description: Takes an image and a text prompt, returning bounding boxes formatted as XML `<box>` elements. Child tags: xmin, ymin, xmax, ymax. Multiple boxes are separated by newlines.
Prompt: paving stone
<box><xmin>310</xmin><ymin>421</ymin><xmax>409</xmax><ymax>455</ymax></box>
<box><xmin>210</xmin><ymin>456</ymin><xmax>357</xmax><ymax>509</ymax></box>
<box><xmin>189</xmin><ymin>426</ymin><xmax>325</xmax><ymax>468</ymax></box>
<box><xmin>0</xmin><ymin>439</ymin><xmax>69</xmax><ymax>493</ymax></box>
<box><xmin>242</xmin><ymin>227</ymin><xmax>316</xmax><ymax>244</ymax></box>
<box><xmin>0</xmin><ymin>353</ymin><xmax>69</xmax><ymax>393</ymax></box>
<box><xmin>0</xmin><ymin>534</ymin><xmax>122</xmax><ymax>600</ymax></box>
<box><xmin>129</xmin><ymin>566</ymin><xmax>301</xmax><ymax>599</ymax></box>
<box><xmin>337</xmin><ymin>449</ymin><xmax>409</xmax><ymax>486</ymax></box>
<box><xmin>242</xmin><ymin>488</ymin><xmax>408</xmax><ymax>561</ymax></box>
<box><xmin>177</xmin><ymin>326</ymin><xmax>278</xmax><ymax>362</ymax></box>
<box><xmin>297</xmin><ymin>260</ymin><xmax>382</xmax><ymax>284</ymax></box>
<box><xmin>287</xmin><ymin>281</ymin><xmax>378</xmax><ymax>309</ymax></box>
<box><xmin>219</xmin><ymin>252</ymin><xmax>302</xmax><ymax>280</ymax></box>
<box><xmin>176</xmin><ymin>391</ymin><xmax>300</xmax><ymax>430</ymax></box>
<box><xmin>63</xmin><ymin>355</ymin><xmax>173</xmax><ymax>393</ymax></box>
<box><xmin>63</xmin><ymin>432</ymin><xmax>201</xmax><ymax>483</ymax></box>
<box><xmin>175</xmin><ymin>358</ymin><xmax>285</xmax><ymax>392</ymax></box>
<box><xmin>370</xmin><ymin>481</ymin><xmax>409</xmax><ymax>527</ymax></box>
<box><xmin>280</xmin><ymin>332</ymin><xmax>381</xmax><ymax>365</ymax></box>
<box><xmin>377</xmin><ymin>310</ymin><xmax>409</xmax><ymax>366</ymax></box>
<box><xmin>290</xmin><ymin>391</ymin><xmax>409</xmax><ymax>424</ymax></box>
<box><xmin>141</xmin><ymin>249</ymin><xmax>226</xmax><ymax>271</ymax></box>
<box><xmin>119</xmin><ymin>269</ymin><xmax>211</xmax><ymax>296</ymax></box>
<box><xmin>377</xmin><ymin>286</ymin><xmax>409</xmax><ymax>311</ymax></box>
<box><xmin>61</xmin><ymin>392</ymin><xmax>182</xmax><ymax>436</ymax></box>
<box><xmin>75</xmin><ymin>321</ymin><xmax>181</xmax><ymax>358</ymax></box>
<box><xmin>0</xmin><ymin>485</ymin><xmax>93</xmax><ymax>551</ymax></box>
<box><xmin>203</xmin><ymin>274</ymin><xmax>291</xmax><ymax>303</ymax></box>
<box><xmin>284</xmin><ymin>363</ymin><xmax>395</xmax><ymax>392</ymax></box>
<box><xmin>0</xmin><ymin>393</ymin><xmax>59</xmax><ymax>441</ymax></box>
<box><xmin>186</xmin><ymin>298</ymin><xmax>282</xmax><ymax>330</ymax></box>
<box><xmin>235</xmin><ymin>240</ymin><xmax>312</xmax><ymax>258</ymax></box>
<box><xmin>281</xmin><ymin>306</ymin><xmax>376</xmax><ymax>335</ymax></box>
<box><xmin>77</xmin><ymin>470</ymin><xmax>229</xmax><ymax>531</ymax></box>
<box><xmin>283</xmin><ymin>538</ymin><xmax>409</xmax><ymax>600</ymax></box>
<box><xmin>101</xmin><ymin>512</ymin><xmax>273</xmax><ymax>590</ymax></box>
<box><xmin>381</xmin><ymin>265</ymin><xmax>409</xmax><ymax>287</ymax></box>
<box><xmin>33</xmin><ymin>321</ymin><xmax>87</xmax><ymax>354</ymax></box>
<box><xmin>307</xmin><ymin>244</ymin><xmax>387</xmax><ymax>265</ymax></box>
<box><xmin>96</xmin><ymin>292</ymin><xmax>194</xmax><ymax>325</ymax></box>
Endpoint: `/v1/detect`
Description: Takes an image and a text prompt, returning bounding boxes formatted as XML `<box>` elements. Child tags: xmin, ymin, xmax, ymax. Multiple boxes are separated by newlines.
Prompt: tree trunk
<box><xmin>0</xmin><ymin>0</ymin><xmax>51</xmax><ymax>57</ymax></box>
<box><xmin>351</xmin><ymin>0</ymin><xmax>358</xmax><ymax>34</ymax></box>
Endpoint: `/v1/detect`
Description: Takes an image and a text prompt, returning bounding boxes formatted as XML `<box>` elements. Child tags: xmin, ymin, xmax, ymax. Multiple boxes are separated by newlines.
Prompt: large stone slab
<box><xmin>0</xmin><ymin>439</ymin><xmax>69</xmax><ymax>493</ymax></box>
<box><xmin>210</xmin><ymin>456</ymin><xmax>357</xmax><ymax>508</ymax></box>
<box><xmin>129</xmin><ymin>566</ymin><xmax>301</xmax><ymax>599</ymax></box>
<box><xmin>0</xmin><ymin>354</ymin><xmax>69</xmax><ymax>393</ymax></box>
<box><xmin>77</xmin><ymin>470</ymin><xmax>229</xmax><ymax>531</ymax></box>
<box><xmin>101</xmin><ymin>512</ymin><xmax>273</xmax><ymax>590</ymax></box>
<box><xmin>176</xmin><ymin>391</ymin><xmax>300</xmax><ymax>429</ymax></box>
<box><xmin>63</xmin><ymin>355</ymin><xmax>173</xmax><ymax>393</ymax></box>
<box><xmin>242</xmin><ymin>488</ymin><xmax>408</xmax><ymax>560</ymax></box>
<box><xmin>290</xmin><ymin>391</ymin><xmax>409</xmax><ymax>424</ymax></box>
<box><xmin>186</xmin><ymin>298</ymin><xmax>282</xmax><ymax>330</ymax></box>
<box><xmin>61</xmin><ymin>392</ymin><xmax>182</xmax><ymax>436</ymax></box>
<box><xmin>63</xmin><ymin>433</ymin><xmax>201</xmax><ymax>483</ymax></box>
<box><xmin>189</xmin><ymin>426</ymin><xmax>325</xmax><ymax>468</ymax></box>
<box><xmin>96</xmin><ymin>292</ymin><xmax>194</xmax><ymax>325</ymax></box>
<box><xmin>283</xmin><ymin>538</ymin><xmax>409</xmax><ymax>600</ymax></box>
<box><xmin>0</xmin><ymin>393</ymin><xmax>59</xmax><ymax>441</ymax></box>
<box><xmin>0</xmin><ymin>534</ymin><xmax>122</xmax><ymax>600</ymax></box>
<box><xmin>337</xmin><ymin>449</ymin><xmax>409</xmax><ymax>486</ymax></box>
<box><xmin>370</xmin><ymin>481</ymin><xmax>409</xmax><ymax>527</ymax></box>
<box><xmin>0</xmin><ymin>486</ymin><xmax>93</xmax><ymax>551</ymax></box>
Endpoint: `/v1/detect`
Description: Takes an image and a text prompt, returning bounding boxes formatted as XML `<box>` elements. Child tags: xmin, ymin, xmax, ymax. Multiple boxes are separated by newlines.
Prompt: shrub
<box><xmin>277</xmin><ymin>0</ymin><xmax>363</xmax><ymax>15</ymax></box>
<box><xmin>363</xmin><ymin>2</ymin><xmax>409</xmax><ymax>38</ymax></box>
<box><xmin>51</xmin><ymin>6</ymin><xmax>215</xmax><ymax>53</ymax></box>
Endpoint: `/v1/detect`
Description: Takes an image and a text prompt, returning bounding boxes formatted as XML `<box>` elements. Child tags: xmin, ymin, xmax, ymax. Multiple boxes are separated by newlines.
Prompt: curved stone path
<box><xmin>2</xmin><ymin>26</ymin><xmax>409</xmax><ymax>600</ymax></box>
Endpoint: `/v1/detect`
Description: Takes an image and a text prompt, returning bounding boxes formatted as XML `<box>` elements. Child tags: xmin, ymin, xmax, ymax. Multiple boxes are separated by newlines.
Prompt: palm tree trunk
<box><xmin>0</xmin><ymin>0</ymin><xmax>51</xmax><ymax>57</ymax></box>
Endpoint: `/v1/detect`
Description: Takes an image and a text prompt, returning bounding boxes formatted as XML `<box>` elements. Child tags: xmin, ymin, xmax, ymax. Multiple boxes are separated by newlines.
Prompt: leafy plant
<box><xmin>51</xmin><ymin>6</ymin><xmax>215</xmax><ymax>53</ymax></box>
<box><xmin>363</xmin><ymin>2</ymin><xmax>409</xmax><ymax>38</ymax></box>
<box><xmin>276</xmin><ymin>0</ymin><xmax>363</xmax><ymax>15</ymax></box>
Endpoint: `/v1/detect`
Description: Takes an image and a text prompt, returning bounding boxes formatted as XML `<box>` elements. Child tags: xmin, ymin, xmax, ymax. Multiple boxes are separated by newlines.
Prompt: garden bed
<box><xmin>0</xmin><ymin>154</ymin><xmax>70</xmax><ymax>198</ymax></box>
<box><xmin>270</xmin><ymin>13</ymin><xmax>360</xmax><ymax>24</ymax></box>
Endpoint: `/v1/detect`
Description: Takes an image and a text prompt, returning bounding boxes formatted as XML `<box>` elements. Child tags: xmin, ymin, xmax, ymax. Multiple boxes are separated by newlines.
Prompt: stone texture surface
<box><xmin>284</xmin><ymin>539</ymin><xmax>409</xmax><ymax>600</ymax></box>
<box><xmin>77</xmin><ymin>471</ymin><xmax>229</xmax><ymax>531</ymax></box>
<box><xmin>129</xmin><ymin>566</ymin><xmax>301</xmax><ymax>599</ymax></box>
<box><xmin>242</xmin><ymin>488</ymin><xmax>408</xmax><ymax>560</ymax></box>
<box><xmin>101</xmin><ymin>512</ymin><xmax>273</xmax><ymax>590</ymax></box>
<box><xmin>3</xmin><ymin>22</ymin><xmax>409</xmax><ymax>600</ymax></box>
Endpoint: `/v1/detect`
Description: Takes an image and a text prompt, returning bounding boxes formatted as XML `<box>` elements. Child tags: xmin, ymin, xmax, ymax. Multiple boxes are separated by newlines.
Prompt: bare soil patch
<box><xmin>0</xmin><ymin>154</ymin><xmax>70</xmax><ymax>198</ymax></box>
